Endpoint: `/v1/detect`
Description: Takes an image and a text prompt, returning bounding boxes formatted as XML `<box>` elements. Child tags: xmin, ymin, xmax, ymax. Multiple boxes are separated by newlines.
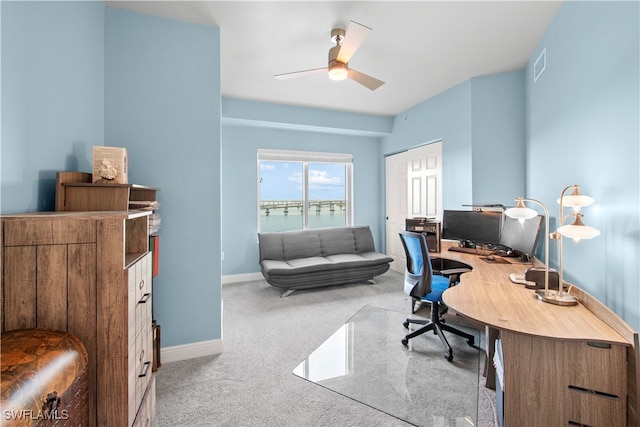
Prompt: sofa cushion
<box><xmin>283</xmin><ymin>233</ymin><xmax>321</xmax><ymax>260</ymax></box>
<box><xmin>261</xmin><ymin>252</ymin><xmax>392</xmax><ymax>277</ymax></box>
<box><xmin>352</xmin><ymin>226</ymin><xmax>376</xmax><ymax>252</ymax></box>
<box><xmin>319</xmin><ymin>228</ymin><xmax>357</xmax><ymax>255</ymax></box>
<box><xmin>259</xmin><ymin>226</ymin><xmax>375</xmax><ymax>261</ymax></box>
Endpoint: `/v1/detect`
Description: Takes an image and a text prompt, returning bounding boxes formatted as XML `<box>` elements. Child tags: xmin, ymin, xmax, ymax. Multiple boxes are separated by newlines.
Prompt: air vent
<box><xmin>534</xmin><ymin>48</ymin><xmax>546</xmax><ymax>83</ymax></box>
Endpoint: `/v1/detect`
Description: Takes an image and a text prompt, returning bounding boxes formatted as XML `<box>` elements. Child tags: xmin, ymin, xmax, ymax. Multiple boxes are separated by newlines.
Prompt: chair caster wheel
<box><xmin>403</xmin><ymin>321</ymin><xmax>409</xmax><ymax>329</ymax></box>
<box><xmin>445</xmin><ymin>351</ymin><xmax>453</xmax><ymax>362</ymax></box>
<box><xmin>467</xmin><ymin>337</ymin><xmax>475</xmax><ymax>346</ymax></box>
<box><xmin>401</xmin><ymin>338</ymin><xmax>409</xmax><ymax>346</ymax></box>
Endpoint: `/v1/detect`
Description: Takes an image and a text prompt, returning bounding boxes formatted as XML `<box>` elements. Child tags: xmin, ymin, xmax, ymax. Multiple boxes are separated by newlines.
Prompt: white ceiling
<box><xmin>106</xmin><ymin>1</ymin><xmax>564</xmax><ymax>116</ymax></box>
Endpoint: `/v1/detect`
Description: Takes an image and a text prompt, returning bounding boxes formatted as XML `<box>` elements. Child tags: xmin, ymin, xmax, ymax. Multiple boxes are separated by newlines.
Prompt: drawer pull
<box><xmin>568</xmin><ymin>385</ymin><xmax>620</xmax><ymax>400</ymax></box>
<box><xmin>139</xmin><ymin>293</ymin><xmax>151</xmax><ymax>304</ymax></box>
<box><xmin>140</xmin><ymin>349</ymin><xmax>144</xmax><ymax>362</ymax></box>
<box><xmin>139</xmin><ymin>279</ymin><xmax>145</xmax><ymax>290</ymax></box>
<box><xmin>587</xmin><ymin>341</ymin><xmax>611</xmax><ymax>349</ymax></box>
<box><xmin>138</xmin><ymin>361</ymin><xmax>151</xmax><ymax>378</ymax></box>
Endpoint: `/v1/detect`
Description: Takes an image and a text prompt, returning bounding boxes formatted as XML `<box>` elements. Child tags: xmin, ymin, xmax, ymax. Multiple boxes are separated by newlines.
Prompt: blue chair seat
<box><xmin>418</xmin><ymin>275</ymin><xmax>450</xmax><ymax>303</ymax></box>
<box><xmin>399</xmin><ymin>230</ymin><xmax>476</xmax><ymax>361</ymax></box>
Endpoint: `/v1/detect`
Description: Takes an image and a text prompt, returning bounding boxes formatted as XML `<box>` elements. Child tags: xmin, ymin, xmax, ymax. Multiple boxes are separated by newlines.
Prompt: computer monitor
<box><xmin>442</xmin><ymin>210</ymin><xmax>503</xmax><ymax>246</ymax></box>
<box><xmin>499</xmin><ymin>215</ymin><xmax>544</xmax><ymax>259</ymax></box>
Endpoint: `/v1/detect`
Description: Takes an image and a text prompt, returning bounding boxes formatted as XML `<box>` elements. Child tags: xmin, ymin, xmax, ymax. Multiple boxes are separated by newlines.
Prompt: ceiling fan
<box><xmin>274</xmin><ymin>20</ymin><xmax>385</xmax><ymax>91</ymax></box>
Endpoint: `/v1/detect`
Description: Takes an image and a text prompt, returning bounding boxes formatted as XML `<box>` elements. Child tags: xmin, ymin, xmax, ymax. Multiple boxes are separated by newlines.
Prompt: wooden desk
<box><xmin>438</xmin><ymin>243</ymin><xmax>639</xmax><ymax>427</ymax></box>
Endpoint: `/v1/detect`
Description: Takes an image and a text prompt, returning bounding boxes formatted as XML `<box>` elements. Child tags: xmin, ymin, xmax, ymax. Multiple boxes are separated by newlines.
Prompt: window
<box><xmin>258</xmin><ymin>149</ymin><xmax>353</xmax><ymax>232</ymax></box>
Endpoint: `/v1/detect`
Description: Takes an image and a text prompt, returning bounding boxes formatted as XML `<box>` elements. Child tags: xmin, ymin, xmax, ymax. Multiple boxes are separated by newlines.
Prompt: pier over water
<box><xmin>261</xmin><ymin>200</ymin><xmax>345</xmax><ymax>216</ymax></box>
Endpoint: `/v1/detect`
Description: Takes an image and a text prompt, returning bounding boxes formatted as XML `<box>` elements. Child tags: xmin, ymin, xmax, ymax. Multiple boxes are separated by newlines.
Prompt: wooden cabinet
<box><xmin>501</xmin><ymin>332</ymin><xmax>628</xmax><ymax>426</ymax></box>
<box><xmin>441</xmin><ymin>241</ymin><xmax>638</xmax><ymax>427</ymax></box>
<box><xmin>1</xmin><ymin>210</ymin><xmax>156</xmax><ymax>426</ymax></box>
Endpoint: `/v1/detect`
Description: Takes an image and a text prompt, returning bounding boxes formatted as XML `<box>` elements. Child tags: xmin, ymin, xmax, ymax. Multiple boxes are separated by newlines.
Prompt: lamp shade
<box><xmin>557</xmin><ymin>214</ymin><xmax>600</xmax><ymax>240</ymax></box>
<box><xmin>505</xmin><ymin>198</ymin><xmax>538</xmax><ymax>221</ymax></box>
<box><xmin>557</xmin><ymin>186</ymin><xmax>594</xmax><ymax>211</ymax></box>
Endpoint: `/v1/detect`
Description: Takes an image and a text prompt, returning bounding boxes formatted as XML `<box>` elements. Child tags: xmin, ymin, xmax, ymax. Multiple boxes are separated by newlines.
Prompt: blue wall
<box><xmin>221</xmin><ymin>98</ymin><xmax>388</xmax><ymax>276</ymax></box>
<box><xmin>525</xmin><ymin>1</ymin><xmax>639</xmax><ymax>331</ymax></box>
<box><xmin>380</xmin><ymin>70</ymin><xmax>526</xmax><ymax>212</ymax></box>
<box><xmin>3</xmin><ymin>1</ymin><xmax>638</xmax><ymax>343</ymax></box>
<box><xmin>470</xmin><ymin>71</ymin><xmax>526</xmax><ymax>206</ymax></box>
<box><xmin>1</xmin><ymin>3</ymin><xmax>222</xmax><ymax>348</ymax></box>
<box><xmin>1</xmin><ymin>1</ymin><xmax>104</xmax><ymax>213</ymax></box>
<box><xmin>105</xmin><ymin>7</ymin><xmax>222</xmax><ymax>347</ymax></box>
<box><xmin>381</xmin><ymin>80</ymin><xmax>473</xmax><ymax>212</ymax></box>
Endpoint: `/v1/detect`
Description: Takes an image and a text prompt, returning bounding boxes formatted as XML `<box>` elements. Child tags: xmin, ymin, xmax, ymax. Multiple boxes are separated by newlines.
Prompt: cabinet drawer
<box><xmin>567</xmin><ymin>342</ymin><xmax>627</xmax><ymax>396</ymax></box>
<box><xmin>135</xmin><ymin>321</ymin><xmax>153</xmax><ymax>409</ymax></box>
<box><xmin>3</xmin><ymin>218</ymin><xmax>95</xmax><ymax>246</ymax></box>
<box><xmin>135</xmin><ymin>254</ymin><xmax>151</xmax><ymax>304</ymax></box>
<box><xmin>567</xmin><ymin>388</ymin><xmax>625</xmax><ymax>427</ymax></box>
<box><xmin>127</xmin><ymin>339</ymin><xmax>137</xmax><ymax>426</ymax></box>
<box><xmin>133</xmin><ymin>375</ymin><xmax>155</xmax><ymax>427</ymax></box>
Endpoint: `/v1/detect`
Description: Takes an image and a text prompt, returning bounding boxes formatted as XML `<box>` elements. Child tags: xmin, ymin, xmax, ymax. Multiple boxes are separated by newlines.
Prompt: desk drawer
<box><xmin>567</xmin><ymin>341</ymin><xmax>627</xmax><ymax>397</ymax></box>
<box><xmin>567</xmin><ymin>389</ymin><xmax>625</xmax><ymax>427</ymax></box>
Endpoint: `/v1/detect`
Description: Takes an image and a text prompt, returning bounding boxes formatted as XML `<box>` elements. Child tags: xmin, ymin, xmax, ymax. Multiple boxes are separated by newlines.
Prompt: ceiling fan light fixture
<box><xmin>328</xmin><ymin>63</ymin><xmax>348</xmax><ymax>81</ymax></box>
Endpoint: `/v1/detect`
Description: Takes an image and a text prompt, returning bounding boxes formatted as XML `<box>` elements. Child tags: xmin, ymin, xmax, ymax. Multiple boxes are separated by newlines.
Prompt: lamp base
<box><xmin>534</xmin><ymin>289</ymin><xmax>579</xmax><ymax>306</ymax></box>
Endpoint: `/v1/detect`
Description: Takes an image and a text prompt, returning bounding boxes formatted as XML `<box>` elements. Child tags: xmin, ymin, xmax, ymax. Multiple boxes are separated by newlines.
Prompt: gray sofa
<box><xmin>258</xmin><ymin>226</ymin><xmax>393</xmax><ymax>296</ymax></box>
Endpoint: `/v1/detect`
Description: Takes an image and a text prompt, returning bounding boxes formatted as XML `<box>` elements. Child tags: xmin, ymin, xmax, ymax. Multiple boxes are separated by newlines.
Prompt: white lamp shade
<box><xmin>557</xmin><ymin>194</ymin><xmax>594</xmax><ymax>209</ymax></box>
<box><xmin>505</xmin><ymin>206</ymin><xmax>538</xmax><ymax>220</ymax></box>
<box><xmin>557</xmin><ymin>222</ymin><xmax>600</xmax><ymax>240</ymax></box>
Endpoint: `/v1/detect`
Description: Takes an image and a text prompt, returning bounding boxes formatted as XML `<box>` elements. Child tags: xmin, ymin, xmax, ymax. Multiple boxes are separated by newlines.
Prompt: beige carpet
<box><xmin>156</xmin><ymin>270</ymin><xmax>498</xmax><ymax>426</ymax></box>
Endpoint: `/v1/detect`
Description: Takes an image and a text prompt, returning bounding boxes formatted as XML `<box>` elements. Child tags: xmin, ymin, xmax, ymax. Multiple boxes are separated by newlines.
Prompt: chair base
<box><xmin>401</xmin><ymin>301</ymin><xmax>475</xmax><ymax>362</ymax></box>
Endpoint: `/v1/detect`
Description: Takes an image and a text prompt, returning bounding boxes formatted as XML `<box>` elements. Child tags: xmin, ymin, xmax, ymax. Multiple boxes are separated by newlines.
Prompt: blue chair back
<box><xmin>399</xmin><ymin>231</ymin><xmax>435</xmax><ymax>299</ymax></box>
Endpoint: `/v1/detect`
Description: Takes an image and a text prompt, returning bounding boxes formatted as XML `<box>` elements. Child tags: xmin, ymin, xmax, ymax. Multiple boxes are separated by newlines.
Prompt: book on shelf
<box><xmin>149</xmin><ymin>213</ymin><xmax>161</xmax><ymax>235</ymax></box>
<box><xmin>129</xmin><ymin>200</ymin><xmax>160</xmax><ymax>211</ymax></box>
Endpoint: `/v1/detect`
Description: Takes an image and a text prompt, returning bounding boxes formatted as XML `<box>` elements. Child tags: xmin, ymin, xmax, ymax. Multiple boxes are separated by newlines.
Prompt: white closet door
<box><xmin>385</xmin><ymin>142</ymin><xmax>442</xmax><ymax>273</ymax></box>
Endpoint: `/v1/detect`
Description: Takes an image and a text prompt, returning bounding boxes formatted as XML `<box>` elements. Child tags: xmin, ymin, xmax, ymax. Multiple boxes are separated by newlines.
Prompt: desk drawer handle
<box><xmin>139</xmin><ymin>293</ymin><xmax>151</xmax><ymax>304</ymax></box>
<box><xmin>587</xmin><ymin>341</ymin><xmax>611</xmax><ymax>349</ymax></box>
<box><xmin>138</xmin><ymin>361</ymin><xmax>151</xmax><ymax>378</ymax></box>
<box><xmin>568</xmin><ymin>385</ymin><xmax>619</xmax><ymax>401</ymax></box>
<box><xmin>139</xmin><ymin>279</ymin><xmax>145</xmax><ymax>290</ymax></box>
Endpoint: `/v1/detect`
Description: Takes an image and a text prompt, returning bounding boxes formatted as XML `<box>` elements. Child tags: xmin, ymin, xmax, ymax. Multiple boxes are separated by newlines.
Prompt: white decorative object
<box><xmin>92</xmin><ymin>146</ymin><xmax>128</xmax><ymax>184</ymax></box>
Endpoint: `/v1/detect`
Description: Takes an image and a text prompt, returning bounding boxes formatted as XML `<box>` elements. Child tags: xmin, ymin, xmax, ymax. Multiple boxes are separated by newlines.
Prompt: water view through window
<box><xmin>259</xmin><ymin>161</ymin><xmax>347</xmax><ymax>232</ymax></box>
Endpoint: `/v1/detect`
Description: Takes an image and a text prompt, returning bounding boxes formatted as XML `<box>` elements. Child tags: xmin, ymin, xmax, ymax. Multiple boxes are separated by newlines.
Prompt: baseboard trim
<box><xmin>161</xmin><ymin>338</ymin><xmax>224</xmax><ymax>363</ymax></box>
<box><xmin>221</xmin><ymin>272</ymin><xmax>263</xmax><ymax>284</ymax></box>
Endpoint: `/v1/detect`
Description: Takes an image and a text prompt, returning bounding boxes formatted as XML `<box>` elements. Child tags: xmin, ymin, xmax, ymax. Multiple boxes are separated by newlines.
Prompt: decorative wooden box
<box><xmin>55</xmin><ymin>171</ymin><xmax>158</xmax><ymax>212</ymax></box>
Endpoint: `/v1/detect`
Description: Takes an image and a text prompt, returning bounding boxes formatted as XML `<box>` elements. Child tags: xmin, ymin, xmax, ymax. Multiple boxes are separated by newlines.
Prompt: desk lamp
<box><xmin>505</xmin><ymin>197</ymin><xmax>552</xmax><ymax>299</ymax></box>
<box><xmin>505</xmin><ymin>185</ymin><xmax>600</xmax><ymax>306</ymax></box>
<box><xmin>547</xmin><ymin>185</ymin><xmax>600</xmax><ymax>305</ymax></box>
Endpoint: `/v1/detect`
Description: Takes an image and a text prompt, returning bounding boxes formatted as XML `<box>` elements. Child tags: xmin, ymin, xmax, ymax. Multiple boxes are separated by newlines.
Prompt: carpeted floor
<box><xmin>156</xmin><ymin>270</ymin><xmax>498</xmax><ymax>426</ymax></box>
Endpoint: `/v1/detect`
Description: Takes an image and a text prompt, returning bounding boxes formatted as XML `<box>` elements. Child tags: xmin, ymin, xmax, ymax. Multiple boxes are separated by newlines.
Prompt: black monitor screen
<box><xmin>442</xmin><ymin>210</ymin><xmax>503</xmax><ymax>245</ymax></box>
<box><xmin>499</xmin><ymin>215</ymin><xmax>544</xmax><ymax>258</ymax></box>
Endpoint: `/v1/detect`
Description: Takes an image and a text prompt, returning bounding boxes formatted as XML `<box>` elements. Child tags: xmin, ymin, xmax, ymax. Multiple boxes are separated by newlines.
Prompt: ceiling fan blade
<box><xmin>274</xmin><ymin>67</ymin><xmax>327</xmax><ymax>80</ymax></box>
<box><xmin>348</xmin><ymin>68</ymin><xmax>385</xmax><ymax>91</ymax></box>
<box><xmin>337</xmin><ymin>20</ymin><xmax>371</xmax><ymax>64</ymax></box>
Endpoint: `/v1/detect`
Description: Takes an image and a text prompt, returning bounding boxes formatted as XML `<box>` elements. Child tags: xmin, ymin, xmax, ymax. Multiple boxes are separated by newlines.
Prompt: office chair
<box><xmin>399</xmin><ymin>230</ymin><xmax>475</xmax><ymax>361</ymax></box>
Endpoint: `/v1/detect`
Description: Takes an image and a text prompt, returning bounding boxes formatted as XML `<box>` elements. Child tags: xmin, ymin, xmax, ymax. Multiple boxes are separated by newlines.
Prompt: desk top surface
<box><xmin>439</xmin><ymin>243</ymin><xmax>629</xmax><ymax>345</ymax></box>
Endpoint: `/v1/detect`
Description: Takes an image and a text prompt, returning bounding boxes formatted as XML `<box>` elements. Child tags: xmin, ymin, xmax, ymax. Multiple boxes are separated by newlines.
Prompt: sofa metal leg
<box><xmin>280</xmin><ymin>289</ymin><xmax>295</xmax><ymax>298</ymax></box>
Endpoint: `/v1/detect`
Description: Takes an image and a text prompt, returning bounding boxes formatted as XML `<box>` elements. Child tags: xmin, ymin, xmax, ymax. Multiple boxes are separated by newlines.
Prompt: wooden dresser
<box><xmin>0</xmin><ymin>210</ymin><xmax>155</xmax><ymax>426</ymax></box>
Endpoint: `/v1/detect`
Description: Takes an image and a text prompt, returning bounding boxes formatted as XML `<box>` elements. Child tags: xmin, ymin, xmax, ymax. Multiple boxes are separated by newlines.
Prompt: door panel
<box><xmin>385</xmin><ymin>152</ymin><xmax>409</xmax><ymax>273</ymax></box>
<box><xmin>386</xmin><ymin>142</ymin><xmax>442</xmax><ymax>273</ymax></box>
